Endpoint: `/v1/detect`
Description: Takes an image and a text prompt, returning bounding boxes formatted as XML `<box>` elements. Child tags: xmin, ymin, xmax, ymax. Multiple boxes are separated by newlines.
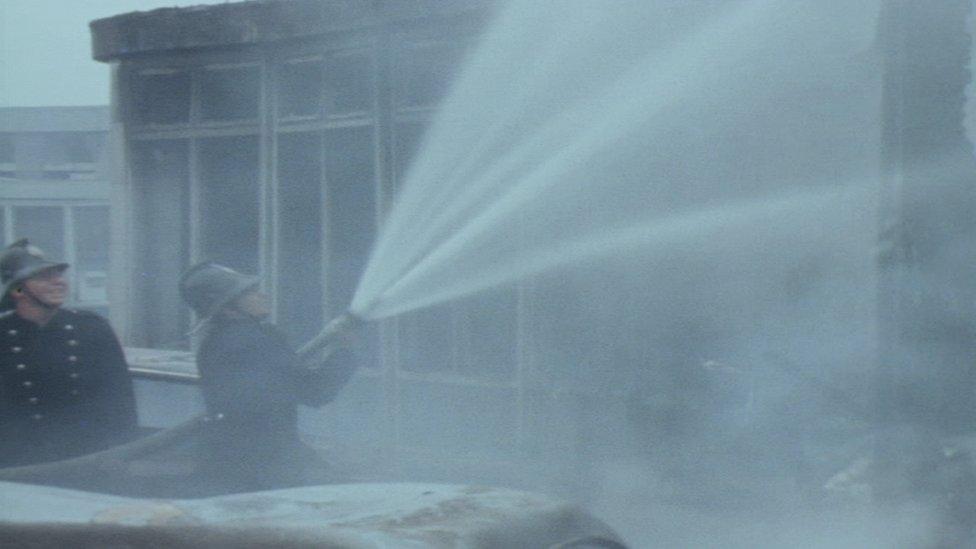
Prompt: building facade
<box><xmin>0</xmin><ymin>107</ymin><xmax>112</xmax><ymax>317</ymax></box>
<box><xmin>92</xmin><ymin>0</ymin><xmax>886</xmax><ymax>495</ymax></box>
<box><xmin>91</xmin><ymin>0</ymin><xmax>547</xmax><ymax>482</ymax></box>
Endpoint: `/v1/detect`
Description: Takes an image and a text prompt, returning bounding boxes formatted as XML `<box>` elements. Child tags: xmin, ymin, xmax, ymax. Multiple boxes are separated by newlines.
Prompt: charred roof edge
<box><xmin>90</xmin><ymin>0</ymin><xmax>496</xmax><ymax>62</ymax></box>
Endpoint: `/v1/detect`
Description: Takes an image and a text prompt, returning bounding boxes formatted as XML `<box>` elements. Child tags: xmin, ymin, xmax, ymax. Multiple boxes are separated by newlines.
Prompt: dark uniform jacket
<box><xmin>196</xmin><ymin>317</ymin><xmax>354</xmax><ymax>493</ymax></box>
<box><xmin>0</xmin><ymin>309</ymin><xmax>139</xmax><ymax>467</ymax></box>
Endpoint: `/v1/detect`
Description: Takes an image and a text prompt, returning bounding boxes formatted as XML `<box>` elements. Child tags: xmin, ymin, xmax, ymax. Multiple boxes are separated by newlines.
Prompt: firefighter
<box><xmin>0</xmin><ymin>239</ymin><xmax>138</xmax><ymax>467</ymax></box>
<box><xmin>179</xmin><ymin>261</ymin><xmax>356</xmax><ymax>493</ymax></box>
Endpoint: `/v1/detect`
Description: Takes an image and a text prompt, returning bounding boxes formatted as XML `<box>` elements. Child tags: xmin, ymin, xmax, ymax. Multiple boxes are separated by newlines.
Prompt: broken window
<box><xmin>131</xmin><ymin>139</ymin><xmax>190</xmax><ymax>348</ymax></box>
<box><xmin>278</xmin><ymin>60</ymin><xmax>323</xmax><ymax>118</ymax></box>
<box><xmin>395</xmin><ymin>42</ymin><xmax>466</xmax><ymax>109</ymax></box>
<box><xmin>200</xmin><ymin>66</ymin><xmax>261</xmax><ymax>122</ymax></box>
<box><xmin>198</xmin><ymin>136</ymin><xmax>260</xmax><ymax>274</ymax></box>
<box><xmin>324</xmin><ymin>52</ymin><xmax>373</xmax><ymax>115</ymax></box>
<box><xmin>72</xmin><ymin>206</ymin><xmax>110</xmax><ymax>304</ymax></box>
<box><xmin>131</xmin><ymin>70</ymin><xmax>191</xmax><ymax>125</ymax></box>
<box><xmin>277</xmin><ymin>132</ymin><xmax>324</xmax><ymax>344</ymax></box>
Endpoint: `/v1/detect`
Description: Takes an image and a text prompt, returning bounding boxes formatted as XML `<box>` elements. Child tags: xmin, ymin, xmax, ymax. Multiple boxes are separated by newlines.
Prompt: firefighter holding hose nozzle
<box><xmin>179</xmin><ymin>261</ymin><xmax>359</xmax><ymax>493</ymax></box>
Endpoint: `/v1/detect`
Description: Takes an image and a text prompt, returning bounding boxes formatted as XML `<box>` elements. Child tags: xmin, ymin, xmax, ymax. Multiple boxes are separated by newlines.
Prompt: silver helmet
<box><xmin>0</xmin><ymin>239</ymin><xmax>69</xmax><ymax>310</ymax></box>
<box><xmin>179</xmin><ymin>261</ymin><xmax>259</xmax><ymax>319</ymax></box>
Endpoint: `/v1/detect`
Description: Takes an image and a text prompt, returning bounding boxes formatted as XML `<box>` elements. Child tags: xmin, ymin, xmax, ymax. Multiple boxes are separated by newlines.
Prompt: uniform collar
<box><xmin>7</xmin><ymin>308</ymin><xmax>71</xmax><ymax>331</ymax></box>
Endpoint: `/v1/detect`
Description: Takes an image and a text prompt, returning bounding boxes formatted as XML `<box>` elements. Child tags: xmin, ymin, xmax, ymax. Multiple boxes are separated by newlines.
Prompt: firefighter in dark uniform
<box><xmin>179</xmin><ymin>261</ymin><xmax>356</xmax><ymax>493</ymax></box>
<box><xmin>0</xmin><ymin>239</ymin><xmax>138</xmax><ymax>467</ymax></box>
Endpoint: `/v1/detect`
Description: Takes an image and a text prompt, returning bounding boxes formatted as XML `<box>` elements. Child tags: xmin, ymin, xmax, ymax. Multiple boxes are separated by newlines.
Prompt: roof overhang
<box><xmin>90</xmin><ymin>0</ymin><xmax>496</xmax><ymax>62</ymax></box>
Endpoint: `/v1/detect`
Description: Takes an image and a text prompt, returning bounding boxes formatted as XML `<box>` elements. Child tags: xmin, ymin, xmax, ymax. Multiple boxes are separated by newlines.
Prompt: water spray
<box><xmin>297</xmin><ymin>311</ymin><xmax>366</xmax><ymax>365</ymax></box>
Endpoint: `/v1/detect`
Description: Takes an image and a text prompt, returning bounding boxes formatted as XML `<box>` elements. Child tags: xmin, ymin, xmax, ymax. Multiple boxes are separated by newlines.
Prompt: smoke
<box><xmin>341</xmin><ymin>0</ymin><xmax>976</xmax><ymax>546</ymax></box>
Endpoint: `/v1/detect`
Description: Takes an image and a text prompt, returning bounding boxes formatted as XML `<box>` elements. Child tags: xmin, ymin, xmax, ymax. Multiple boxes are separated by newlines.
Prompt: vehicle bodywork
<box><xmin>0</xmin><ymin>480</ymin><xmax>625</xmax><ymax>548</ymax></box>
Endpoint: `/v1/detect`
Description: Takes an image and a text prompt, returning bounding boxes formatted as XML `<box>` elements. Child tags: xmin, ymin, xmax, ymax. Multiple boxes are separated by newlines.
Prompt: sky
<box><xmin>0</xmin><ymin>0</ymin><xmax>227</xmax><ymax>108</ymax></box>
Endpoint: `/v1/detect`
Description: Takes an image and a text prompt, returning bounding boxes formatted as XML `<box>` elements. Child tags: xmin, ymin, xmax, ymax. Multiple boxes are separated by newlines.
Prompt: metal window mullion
<box><xmin>266</xmin><ymin>55</ymin><xmax>281</xmax><ymax>319</ymax></box>
<box><xmin>188</xmin><ymin>66</ymin><xmax>203</xmax><ymax>266</ymax></box>
<box><xmin>188</xmin><ymin>137</ymin><xmax>202</xmax><ymax>265</ymax></box>
<box><xmin>186</xmin><ymin>137</ymin><xmax>203</xmax><ymax>346</ymax></box>
<box><xmin>259</xmin><ymin>53</ymin><xmax>275</xmax><ymax>298</ymax></box>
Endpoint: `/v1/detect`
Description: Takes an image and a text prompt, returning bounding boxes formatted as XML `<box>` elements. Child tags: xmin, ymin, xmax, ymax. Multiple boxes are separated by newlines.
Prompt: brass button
<box><xmin>67</xmin><ymin>340</ymin><xmax>78</xmax><ymax>346</ymax></box>
<box><xmin>68</xmin><ymin>355</ymin><xmax>77</xmax><ymax>362</ymax></box>
<box><xmin>11</xmin><ymin>346</ymin><xmax>21</xmax><ymax>353</ymax></box>
<box><xmin>7</xmin><ymin>329</ymin><xmax>17</xmax><ymax>336</ymax></box>
<box><xmin>31</xmin><ymin>414</ymin><xmax>43</xmax><ymax>421</ymax></box>
<box><xmin>15</xmin><ymin>364</ymin><xmax>26</xmax><ymax>370</ymax></box>
<box><xmin>28</xmin><ymin>397</ymin><xmax>38</xmax><ymax>404</ymax></box>
<box><xmin>22</xmin><ymin>381</ymin><xmax>32</xmax><ymax>388</ymax></box>
<box><xmin>69</xmin><ymin>373</ymin><xmax>79</xmax><ymax>379</ymax></box>
<box><xmin>64</xmin><ymin>324</ymin><xmax>74</xmax><ymax>331</ymax></box>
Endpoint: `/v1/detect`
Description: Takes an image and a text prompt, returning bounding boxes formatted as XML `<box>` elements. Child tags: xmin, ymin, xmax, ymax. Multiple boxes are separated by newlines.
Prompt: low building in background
<box><xmin>0</xmin><ymin>106</ymin><xmax>112</xmax><ymax>318</ymax></box>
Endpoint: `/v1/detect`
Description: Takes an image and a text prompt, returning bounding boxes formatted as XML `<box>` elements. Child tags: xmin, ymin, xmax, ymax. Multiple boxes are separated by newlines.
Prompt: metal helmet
<box><xmin>179</xmin><ymin>261</ymin><xmax>259</xmax><ymax>319</ymax></box>
<box><xmin>0</xmin><ymin>239</ymin><xmax>69</xmax><ymax>310</ymax></box>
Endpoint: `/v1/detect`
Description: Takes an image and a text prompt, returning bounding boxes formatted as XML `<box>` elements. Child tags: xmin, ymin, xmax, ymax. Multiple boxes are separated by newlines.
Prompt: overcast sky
<box><xmin>0</xmin><ymin>0</ymin><xmax>227</xmax><ymax>108</ymax></box>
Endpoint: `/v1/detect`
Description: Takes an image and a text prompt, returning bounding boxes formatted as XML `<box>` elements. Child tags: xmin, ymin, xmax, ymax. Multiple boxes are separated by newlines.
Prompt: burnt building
<box><xmin>90</xmin><ymin>0</ymin><xmax>895</xmax><ymax>501</ymax></box>
<box><xmin>0</xmin><ymin>107</ymin><xmax>112</xmax><ymax>317</ymax></box>
<box><xmin>89</xmin><ymin>0</ymin><xmax>549</xmax><ymax>482</ymax></box>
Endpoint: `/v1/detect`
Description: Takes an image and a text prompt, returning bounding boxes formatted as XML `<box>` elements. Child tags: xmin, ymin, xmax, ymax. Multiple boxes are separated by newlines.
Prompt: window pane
<box><xmin>131</xmin><ymin>139</ymin><xmax>190</xmax><ymax>348</ymax></box>
<box><xmin>324</xmin><ymin>127</ymin><xmax>375</xmax><ymax>311</ymax></box>
<box><xmin>132</xmin><ymin>71</ymin><xmax>191</xmax><ymax>125</ymax></box>
<box><xmin>0</xmin><ymin>135</ymin><xmax>14</xmax><ymax>163</ymax></box>
<box><xmin>396</xmin><ymin>43</ymin><xmax>466</xmax><ymax>109</ymax></box>
<box><xmin>43</xmin><ymin>133</ymin><xmax>99</xmax><ymax>164</ymax></box>
<box><xmin>73</xmin><ymin>206</ymin><xmax>110</xmax><ymax>303</ymax></box>
<box><xmin>323</xmin><ymin>126</ymin><xmax>378</xmax><ymax>370</ymax></box>
<box><xmin>456</xmin><ymin>288</ymin><xmax>518</xmax><ymax>381</ymax></box>
<box><xmin>391</xmin><ymin>121</ymin><xmax>454</xmax><ymax>374</ymax></box>
<box><xmin>394</xmin><ymin>122</ymin><xmax>428</xmax><ymax>188</ymax></box>
<box><xmin>324</xmin><ymin>53</ymin><xmax>373</xmax><ymax>115</ymax></box>
<box><xmin>399</xmin><ymin>304</ymin><xmax>455</xmax><ymax>374</ymax></box>
<box><xmin>277</xmin><ymin>132</ymin><xmax>323</xmax><ymax>344</ymax></box>
<box><xmin>278</xmin><ymin>60</ymin><xmax>323</xmax><ymax>118</ymax></box>
<box><xmin>13</xmin><ymin>206</ymin><xmax>64</xmax><ymax>262</ymax></box>
<box><xmin>132</xmin><ymin>140</ymin><xmax>189</xmax><ymax>349</ymax></box>
<box><xmin>200</xmin><ymin>66</ymin><xmax>261</xmax><ymax>121</ymax></box>
<box><xmin>198</xmin><ymin>136</ymin><xmax>260</xmax><ymax>273</ymax></box>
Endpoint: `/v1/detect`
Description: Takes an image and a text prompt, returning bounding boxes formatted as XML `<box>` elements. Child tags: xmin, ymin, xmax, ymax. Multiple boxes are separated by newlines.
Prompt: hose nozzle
<box><xmin>298</xmin><ymin>311</ymin><xmax>365</xmax><ymax>361</ymax></box>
